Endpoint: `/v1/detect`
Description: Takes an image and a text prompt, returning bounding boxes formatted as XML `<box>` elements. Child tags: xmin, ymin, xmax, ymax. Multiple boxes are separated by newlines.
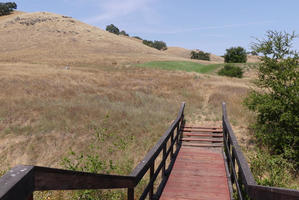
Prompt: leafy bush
<box><xmin>190</xmin><ymin>50</ymin><xmax>210</xmax><ymax>61</ymax></box>
<box><xmin>0</xmin><ymin>2</ymin><xmax>17</xmax><ymax>16</ymax></box>
<box><xmin>142</xmin><ymin>40</ymin><xmax>167</xmax><ymax>50</ymax></box>
<box><xmin>217</xmin><ymin>64</ymin><xmax>243</xmax><ymax>78</ymax></box>
<box><xmin>224</xmin><ymin>46</ymin><xmax>247</xmax><ymax>63</ymax></box>
<box><xmin>244</xmin><ymin>30</ymin><xmax>299</xmax><ymax>164</ymax></box>
<box><xmin>250</xmin><ymin>150</ymin><xmax>294</xmax><ymax>187</ymax></box>
<box><xmin>106</xmin><ymin>24</ymin><xmax>120</xmax><ymax>35</ymax></box>
<box><xmin>119</xmin><ymin>30</ymin><xmax>129</xmax><ymax>36</ymax></box>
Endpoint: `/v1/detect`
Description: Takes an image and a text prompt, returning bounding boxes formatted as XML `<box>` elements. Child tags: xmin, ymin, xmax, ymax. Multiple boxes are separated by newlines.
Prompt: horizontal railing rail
<box><xmin>222</xmin><ymin>102</ymin><xmax>299</xmax><ymax>200</ymax></box>
<box><xmin>0</xmin><ymin>102</ymin><xmax>185</xmax><ymax>200</ymax></box>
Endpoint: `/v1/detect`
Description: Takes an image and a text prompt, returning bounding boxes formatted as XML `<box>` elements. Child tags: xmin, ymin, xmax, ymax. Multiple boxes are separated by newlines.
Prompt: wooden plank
<box><xmin>0</xmin><ymin>165</ymin><xmax>34</xmax><ymax>200</ymax></box>
<box><xmin>160</xmin><ymin>146</ymin><xmax>230</xmax><ymax>200</ymax></box>
<box><xmin>183</xmin><ymin>133</ymin><xmax>223</xmax><ymax>137</ymax></box>
<box><xmin>181</xmin><ymin>138</ymin><xmax>223</xmax><ymax>142</ymax></box>
<box><xmin>34</xmin><ymin>166</ymin><xmax>135</xmax><ymax>190</ymax></box>
<box><xmin>182</xmin><ymin>129</ymin><xmax>223</xmax><ymax>133</ymax></box>
<box><xmin>182</xmin><ymin>143</ymin><xmax>224</xmax><ymax>147</ymax></box>
<box><xmin>183</xmin><ymin>126</ymin><xmax>222</xmax><ymax>129</ymax></box>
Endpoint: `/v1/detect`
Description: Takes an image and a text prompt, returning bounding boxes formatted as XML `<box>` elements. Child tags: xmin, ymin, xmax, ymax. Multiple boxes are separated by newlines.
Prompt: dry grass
<box><xmin>0</xmin><ymin>61</ymin><xmax>256</xmax><ymax>171</ymax></box>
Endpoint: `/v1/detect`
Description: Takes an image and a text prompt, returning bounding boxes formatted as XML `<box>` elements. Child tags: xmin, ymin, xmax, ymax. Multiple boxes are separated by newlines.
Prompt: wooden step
<box><xmin>182</xmin><ymin>129</ymin><xmax>223</xmax><ymax>133</ymax></box>
<box><xmin>181</xmin><ymin>138</ymin><xmax>223</xmax><ymax>142</ymax></box>
<box><xmin>181</xmin><ymin>143</ymin><xmax>224</xmax><ymax>147</ymax></box>
<box><xmin>183</xmin><ymin>126</ymin><xmax>222</xmax><ymax>129</ymax></box>
<box><xmin>183</xmin><ymin>133</ymin><xmax>223</xmax><ymax>137</ymax></box>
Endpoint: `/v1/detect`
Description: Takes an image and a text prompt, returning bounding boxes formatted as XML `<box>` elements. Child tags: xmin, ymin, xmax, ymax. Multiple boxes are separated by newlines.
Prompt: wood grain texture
<box><xmin>160</xmin><ymin>146</ymin><xmax>230</xmax><ymax>200</ymax></box>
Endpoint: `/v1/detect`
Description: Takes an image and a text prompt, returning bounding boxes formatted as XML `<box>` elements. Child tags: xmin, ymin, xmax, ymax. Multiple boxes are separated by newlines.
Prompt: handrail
<box><xmin>0</xmin><ymin>102</ymin><xmax>186</xmax><ymax>200</ymax></box>
<box><xmin>130</xmin><ymin>102</ymin><xmax>185</xmax><ymax>180</ymax></box>
<box><xmin>222</xmin><ymin>102</ymin><xmax>299</xmax><ymax>200</ymax></box>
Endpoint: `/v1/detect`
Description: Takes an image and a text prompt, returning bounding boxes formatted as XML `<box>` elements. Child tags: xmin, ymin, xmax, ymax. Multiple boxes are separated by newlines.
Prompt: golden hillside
<box><xmin>0</xmin><ymin>12</ymin><xmax>187</xmax><ymax>66</ymax></box>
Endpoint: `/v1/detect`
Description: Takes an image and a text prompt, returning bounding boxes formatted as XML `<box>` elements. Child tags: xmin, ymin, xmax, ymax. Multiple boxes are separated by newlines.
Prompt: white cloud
<box><xmin>85</xmin><ymin>0</ymin><xmax>155</xmax><ymax>24</ymax></box>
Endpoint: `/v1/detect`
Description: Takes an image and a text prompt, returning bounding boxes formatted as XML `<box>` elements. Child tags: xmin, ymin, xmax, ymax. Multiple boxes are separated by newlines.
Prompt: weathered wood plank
<box><xmin>160</xmin><ymin>146</ymin><xmax>230</xmax><ymax>200</ymax></box>
<box><xmin>34</xmin><ymin>166</ymin><xmax>135</xmax><ymax>190</ymax></box>
<box><xmin>0</xmin><ymin>165</ymin><xmax>34</xmax><ymax>200</ymax></box>
<box><xmin>182</xmin><ymin>129</ymin><xmax>223</xmax><ymax>133</ymax></box>
<box><xmin>183</xmin><ymin>133</ymin><xmax>223</xmax><ymax>137</ymax></box>
<box><xmin>181</xmin><ymin>138</ymin><xmax>223</xmax><ymax>142</ymax></box>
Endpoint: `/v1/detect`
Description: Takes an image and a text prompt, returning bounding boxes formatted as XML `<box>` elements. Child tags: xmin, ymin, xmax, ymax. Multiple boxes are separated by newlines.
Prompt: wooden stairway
<box><xmin>181</xmin><ymin>125</ymin><xmax>224</xmax><ymax>148</ymax></box>
<box><xmin>160</xmin><ymin>124</ymin><xmax>231</xmax><ymax>200</ymax></box>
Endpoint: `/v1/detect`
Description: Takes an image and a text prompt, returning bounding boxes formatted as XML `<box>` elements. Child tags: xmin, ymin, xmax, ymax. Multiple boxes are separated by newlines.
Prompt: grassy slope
<box><xmin>0</xmin><ymin>62</ymin><xmax>254</xmax><ymax>170</ymax></box>
<box><xmin>138</xmin><ymin>61</ymin><xmax>223</xmax><ymax>74</ymax></box>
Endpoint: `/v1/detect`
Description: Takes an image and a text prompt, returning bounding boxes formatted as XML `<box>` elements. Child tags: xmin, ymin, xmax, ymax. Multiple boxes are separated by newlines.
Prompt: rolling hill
<box><xmin>0</xmin><ymin>12</ymin><xmax>188</xmax><ymax>66</ymax></box>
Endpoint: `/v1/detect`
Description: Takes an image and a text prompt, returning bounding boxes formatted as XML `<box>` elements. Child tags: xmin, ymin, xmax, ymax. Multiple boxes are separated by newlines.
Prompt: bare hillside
<box><xmin>0</xmin><ymin>12</ymin><xmax>183</xmax><ymax>66</ymax></box>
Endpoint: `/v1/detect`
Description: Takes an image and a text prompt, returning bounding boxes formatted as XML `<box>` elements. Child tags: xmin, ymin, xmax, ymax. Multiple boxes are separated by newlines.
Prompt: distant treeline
<box><xmin>0</xmin><ymin>2</ymin><xmax>17</xmax><ymax>16</ymax></box>
<box><xmin>190</xmin><ymin>50</ymin><xmax>210</xmax><ymax>61</ymax></box>
<box><xmin>106</xmin><ymin>24</ymin><xmax>167</xmax><ymax>51</ymax></box>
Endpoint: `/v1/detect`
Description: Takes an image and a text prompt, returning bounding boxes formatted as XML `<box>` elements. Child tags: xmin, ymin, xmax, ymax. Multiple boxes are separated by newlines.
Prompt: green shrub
<box><xmin>142</xmin><ymin>39</ymin><xmax>167</xmax><ymax>50</ymax></box>
<box><xmin>0</xmin><ymin>2</ymin><xmax>17</xmax><ymax>16</ymax></box>
<box><xmin>244</xmin><ymin>30</ymin><xmax>299</xmax><ymax>164</ymax></box>
<box><xmin>224</xmin><ymin>46</ymin><xmax>247</xmax><ymax>63</ymax></box>
<box><xmin>190</xmin><ymin>50</ymin><xmax>210</xmax><ymax>61</ymax></box>
<box><xmin>217</xmin><ymin>64</ymin><xmax>243</xmax><ymax>78</ymax></box>
<box><xmin>106</xmin><ymin>24</ymin><xmax>120</xmax><ymax>35</ymax></box>
<box><xmin>250</xmin><ymin>150</ymin><xmax>294</xmax><ymax>187</ymax></box>
<box><xmin>119</xmin><ymin>30</ymin><xmax>129</xmax><ymax>36</ymax></box>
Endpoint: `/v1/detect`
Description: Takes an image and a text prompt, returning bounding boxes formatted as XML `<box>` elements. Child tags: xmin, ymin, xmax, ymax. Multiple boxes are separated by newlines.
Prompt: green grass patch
<box><xmin>137</xmin><ymin>61</ymin><xmax>222</xmax><ymax>74</ymax></box>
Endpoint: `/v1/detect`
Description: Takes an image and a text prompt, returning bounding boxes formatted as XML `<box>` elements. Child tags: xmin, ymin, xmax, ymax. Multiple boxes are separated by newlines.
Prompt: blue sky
<box><xmin>14</xmin><ymin>0</ymin><xmax>299</xmax><ymax>55</ymax></box>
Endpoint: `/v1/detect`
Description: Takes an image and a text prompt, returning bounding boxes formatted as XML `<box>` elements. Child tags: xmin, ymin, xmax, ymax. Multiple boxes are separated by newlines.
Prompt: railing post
<box><xmin>128</xmin><ymin>188</ymin><xmax>134</xmax><ymax>200</ymax></box>
<box><xmin>170</xmin><ymin>130</ymin><xmax>174</xmax><ymax>159</ymax></box>
<box><xmin>176</xmin><ymin>123</ymin><xmax>180</xmax><ymax>146</ymax></box>
<box><xmin>162</xmin><ymin>143</ymin><xmax>166</xmax><ymax>176</ymax></box>
<box><xmin>149</xmin><ymin>161</ymin><xmax>155</xmax><ymax>200</ymax></box>
<box><xmin>231</xmin><ymin>150</ymin><xmax>236</xmax><ymax>184</ymax></box>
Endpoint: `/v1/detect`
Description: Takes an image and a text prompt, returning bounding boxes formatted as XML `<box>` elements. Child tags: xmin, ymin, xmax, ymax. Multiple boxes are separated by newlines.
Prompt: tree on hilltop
<box><xmin>106</xmin><ymin>24</ymin><xmax>120</xmax><ymax>35</ymax></box>
<box><xmin>0</xmin><ymin>2</ymin><xmax>17</xmax><ymax>16</ymax></box>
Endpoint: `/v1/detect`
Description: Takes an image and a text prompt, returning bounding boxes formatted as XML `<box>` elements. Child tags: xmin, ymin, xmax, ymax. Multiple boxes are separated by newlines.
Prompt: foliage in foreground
<box><xmin>218</xmin><ymin>64</ymin><xmax>243</xmax><ymax>78</ymax></box>
<box><xmin>249</xmin><ymin>149</ymin><xmax>296</xmax><ymax>188</ymax></box>
<box><xmin>244</xmin><ymin>30</ymin><xmax>298</xmax><ymax>166</ymax></box>
<box><xmin>60</xmin><ymin>116</ymin><xmax>134</xmax><ymax>200</ymax></box>
<box><xmin>190</xmin><ymin>50</ymin><xmax>210</xmax><ymax>61</ymax></box>
<box><xmin>224</xmin><ymin>46</ymin><xmax>247</xmax><ymax>63</ymax></box>
<box><xmin>0</xmin><ymin>2</ymin><xmax>17</xmax><ymax>16</ymax></box>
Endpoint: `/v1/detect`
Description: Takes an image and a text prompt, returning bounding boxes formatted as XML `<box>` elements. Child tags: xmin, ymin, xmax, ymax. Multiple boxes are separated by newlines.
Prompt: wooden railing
<box><xmin>0</xmin><ymin>102</ymin><xmax>185</xmax><ymax>200</ymax></box>
<box><xmin>222</xmin><ymin>102</ymin><xmax>299</xmax><ymax>200</ymax></box>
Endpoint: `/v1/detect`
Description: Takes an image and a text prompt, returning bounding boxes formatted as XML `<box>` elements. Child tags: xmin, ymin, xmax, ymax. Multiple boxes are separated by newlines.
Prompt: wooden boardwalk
<box><xmin>160</xmin><ymin>126</ymin><xmax>231</xmax><ymax>200</ymax></box>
